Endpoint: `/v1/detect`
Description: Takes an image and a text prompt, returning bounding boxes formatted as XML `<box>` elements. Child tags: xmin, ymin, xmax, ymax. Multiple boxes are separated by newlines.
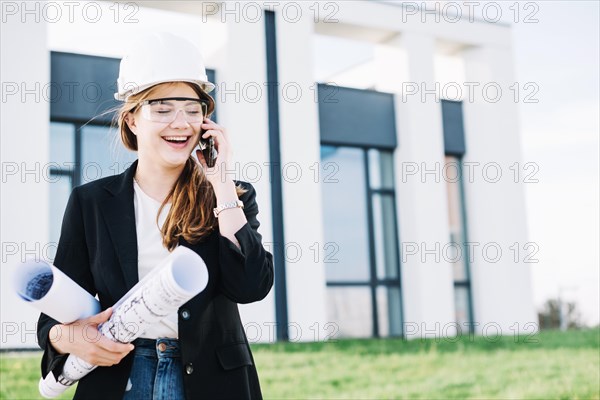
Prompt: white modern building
<box><xmin>1</xmin><ymin>1</ymin><xmax>537</xmax><ymax>348</ymax></box>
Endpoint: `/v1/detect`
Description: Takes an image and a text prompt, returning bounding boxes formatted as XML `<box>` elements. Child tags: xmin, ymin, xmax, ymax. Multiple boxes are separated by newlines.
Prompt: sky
<box><xmin>509</xmin><ymin>1</ymin><xmax>599</xmax><ymax>326</ymax></box>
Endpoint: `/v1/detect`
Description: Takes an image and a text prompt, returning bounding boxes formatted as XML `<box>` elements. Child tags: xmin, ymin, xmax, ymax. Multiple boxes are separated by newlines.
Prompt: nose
<box><xmin>169</xmin><ymin>109</ymin><xmax>190</xmax><ymax>128</ymax></box>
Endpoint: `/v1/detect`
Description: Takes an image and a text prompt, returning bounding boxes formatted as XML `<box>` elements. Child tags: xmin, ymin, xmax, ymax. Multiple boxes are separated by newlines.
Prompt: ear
<box><xmin>125</xmin><ymin>112</ymin><xmax>138</xmax><ymax>135</ymax></box>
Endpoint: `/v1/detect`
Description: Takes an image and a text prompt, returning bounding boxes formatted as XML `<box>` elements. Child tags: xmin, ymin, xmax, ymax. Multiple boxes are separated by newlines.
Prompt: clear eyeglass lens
<box><xmin>141</xmin><ymin>100</ymin><xmax>205</xmax><ymax>123</ymax></box>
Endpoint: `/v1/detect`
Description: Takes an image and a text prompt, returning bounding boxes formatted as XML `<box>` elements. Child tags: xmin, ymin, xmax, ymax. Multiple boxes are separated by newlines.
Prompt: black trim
<box><xmin>320</xmin><ymin>140</ymin><xmax>394</xmax><ymax>150</ymax></box>
<box><xmin>50</xmin><ymin>51</ymin><xmax>120</xmax><ymax>124</ymax></box>
<box><xmin>453</xmin><ymin>280</ymin><xmax>471</xmax><ymax>287</ymax></box>
<box><xmin>364</xmin><ymin>150</ymin><xmax>379</xmax><ymax>337</ymax></box>
<box><xmin>48</xmin><ymin>168</ymin><xmax>74</xmax><ymax>177</ymax></box>
<box><xmin>207</xmin><ymin>69</ymin><xmax>218</xmax><ymax>122</ymax></box>
<box><xmin>441</xmin><ymin>100</ymin><xmax>466</xmax><ymax>156</ymax></box>
<box><xmin>370</xmin><ymin>188</ymin><xmax>396</xmax><ymax>195</ymax></box>
<box><xmin>318</xmin><ymin>83</ymin><xmax>397</xmax><ymax>149</ymax></box>
<box><xmin>265</xmin><ymin>10</ymin><xmax>288</xmax><ymax>341</ymax></box>
<box><xmin>457</xmin><ymin>158</ymin><xmax>476</xmax><ymax>334</ymax></box>
<box><xmin>74</xmin><ymin>124</ymin><xmax>82</xmax><ymax>187</ymax></box>
<box><xmin>389</xmin><ymin>180</ymin><xmax>405</xmax><ymax>337</ymax></box>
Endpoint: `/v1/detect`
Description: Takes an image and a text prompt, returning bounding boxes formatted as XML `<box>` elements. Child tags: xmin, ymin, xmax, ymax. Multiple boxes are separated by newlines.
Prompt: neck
<box><xmin>134</xmin><ymin>157</ymin><xmax>185</xmax><ymax>203</ymax></box>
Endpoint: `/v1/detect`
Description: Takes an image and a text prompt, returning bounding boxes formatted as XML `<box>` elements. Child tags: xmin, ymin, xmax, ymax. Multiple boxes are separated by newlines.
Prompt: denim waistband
<box><xmin>132</xmin><ymin>338</ymin><xmax>181</xmax><ymax>359</ymax></box>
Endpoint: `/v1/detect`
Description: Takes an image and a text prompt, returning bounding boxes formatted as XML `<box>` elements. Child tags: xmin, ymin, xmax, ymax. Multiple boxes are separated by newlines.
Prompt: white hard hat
<box><xmin>114</xmin><ymin>32</ymin><xmax>215</xmax><ymax>101</ymax></box>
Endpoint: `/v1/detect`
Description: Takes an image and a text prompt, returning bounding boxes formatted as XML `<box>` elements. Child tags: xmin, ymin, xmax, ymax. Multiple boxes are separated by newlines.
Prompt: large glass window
<box><xmin>445</xmin><ymin>155</ymin><xmax>474</xmax><ymax>334</ymax></box>
<box><xmin>376</xmin><ymin>286</ymin><xmax>402</xmax><ymax>337</ymax></box>
<box><xmin>48</xmin><ymin>121</ymin><xmax>136</xmax><ymax>246</ymax></box>
<box><xmin>321</xmin><ymin>145</ymin><xmax>403</xmax><ymax>338</ymax></box>
<box><xmin>320</xmin><ymin>146</ymin><xmax>370</xmax><ymax>282</ymax></box>
<box><xmin>81</xmin><ymin>125</ymin><xmax>135</xmax><ymax>184</ymax></box>
<box><xmin>326</xmin><ymin>287</ymin><xmax>373</xmax><ymax>338</ymax></box>
<box><xmin>372</xmin><ymin>193</ymin><xmax>399</xmax><ymax>281</ymax></box>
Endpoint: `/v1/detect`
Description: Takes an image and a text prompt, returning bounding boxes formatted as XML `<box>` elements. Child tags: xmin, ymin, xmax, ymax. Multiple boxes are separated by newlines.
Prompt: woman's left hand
<box><xmin>195</xmin><ymin>117</ymin><xmax>233</xmax><ymax>187</ymax></box>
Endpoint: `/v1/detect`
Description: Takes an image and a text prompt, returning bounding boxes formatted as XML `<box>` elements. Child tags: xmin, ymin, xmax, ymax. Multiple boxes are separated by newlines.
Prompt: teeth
<box><xmin>163</xmin><ymin>136</ymin><xmax>188</xmax><ymax>142</ymax></box>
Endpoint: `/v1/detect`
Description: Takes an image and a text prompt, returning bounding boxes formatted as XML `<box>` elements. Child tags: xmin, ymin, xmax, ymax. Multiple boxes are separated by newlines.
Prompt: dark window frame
<box><xmin>441</xmin><ymin>99</ymin><xmax>475</xmax><ymax>335</ymax></box>
<box><xmin>322</xmin><ymin>144</ymin><xmax>404</xmax><ymax>338</ymax></box>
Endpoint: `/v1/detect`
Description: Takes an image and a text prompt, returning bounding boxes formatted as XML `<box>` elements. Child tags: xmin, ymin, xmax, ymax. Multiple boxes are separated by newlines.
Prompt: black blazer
<box><xmin>37</xmin><ymin>160</ymin><xmax>274</xmax><ymax>400</ymax></box>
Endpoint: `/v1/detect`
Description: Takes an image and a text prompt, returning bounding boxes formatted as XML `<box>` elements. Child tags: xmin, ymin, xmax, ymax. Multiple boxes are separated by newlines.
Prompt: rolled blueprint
<box><xmin>15</xmin><ymin>246</ymin><xmax>208</xmax><ymax>398</ymax></box>
<box><xmin>13</xmin><ymin>259</ymin><xmax>101</xmax><ymax>323</ymax></box>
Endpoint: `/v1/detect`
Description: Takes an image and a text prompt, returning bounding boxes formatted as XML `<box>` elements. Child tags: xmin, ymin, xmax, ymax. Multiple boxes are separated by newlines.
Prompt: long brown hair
<box><xmin>115</xmin><ymin>82</ymin><xmax>247</xmax><ymax>250</ymax></box>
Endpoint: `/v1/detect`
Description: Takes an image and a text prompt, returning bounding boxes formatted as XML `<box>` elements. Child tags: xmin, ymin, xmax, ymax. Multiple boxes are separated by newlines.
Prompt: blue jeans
<box><xmin>122</xmin><ymin>338</ymin><xmax>185</xmax><ymax>400</ymax></box>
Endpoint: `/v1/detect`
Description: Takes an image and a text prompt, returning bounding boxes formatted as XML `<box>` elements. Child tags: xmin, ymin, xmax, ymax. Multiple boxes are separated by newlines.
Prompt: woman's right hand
<box><xmin>48</xmin><ymin>307</ymin><xmax>135</xmax><ymax>367</ymax></box>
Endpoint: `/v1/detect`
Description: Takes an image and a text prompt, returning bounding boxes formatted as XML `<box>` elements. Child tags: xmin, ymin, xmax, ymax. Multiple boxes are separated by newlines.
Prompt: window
<box><xmin>48</xmin><ymin>121</ymin><xmax>136</xmax><ymax>247</ymax></box>
<box><xmin>445</xmin><ymin>155</ymin><xmax>474</xmax><ymax>334</ymax></box>
<box><xmin>320</xmin><ymin>145</ymin><xmax>403</xmax><ymax>338</ymax></box>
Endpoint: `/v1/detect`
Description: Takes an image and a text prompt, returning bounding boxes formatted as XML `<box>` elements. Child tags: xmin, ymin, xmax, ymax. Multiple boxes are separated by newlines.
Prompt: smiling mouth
<box><xmin>162</xmin><ymin>136</ymin><xmax>191</xmax><ymax>145</ymax></box>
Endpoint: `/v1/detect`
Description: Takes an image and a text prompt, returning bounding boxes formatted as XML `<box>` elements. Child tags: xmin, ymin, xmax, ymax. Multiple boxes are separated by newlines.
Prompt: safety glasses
<box><xmin>138</xmin><ymin>97</ymin><xmax>208</xmax><ymax>124</ymax></box>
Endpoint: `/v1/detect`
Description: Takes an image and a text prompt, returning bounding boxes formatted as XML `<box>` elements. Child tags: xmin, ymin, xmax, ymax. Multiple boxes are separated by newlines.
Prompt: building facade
<box><xmin>1</xmin><ymin>1</ymin><xmax>537</xmax><ymax>348</ymax></box>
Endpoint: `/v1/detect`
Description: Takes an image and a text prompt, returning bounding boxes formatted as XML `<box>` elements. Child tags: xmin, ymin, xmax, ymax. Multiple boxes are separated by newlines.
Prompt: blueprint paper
<box><xmin>13</xmin><ymin>259</ymin><xmax>101</xmax><ymax>324</ymax></box>
<box><xmin>14</xmin><ymin>246</ymin><xmax>208</xmax><ymax>398</ymax></box>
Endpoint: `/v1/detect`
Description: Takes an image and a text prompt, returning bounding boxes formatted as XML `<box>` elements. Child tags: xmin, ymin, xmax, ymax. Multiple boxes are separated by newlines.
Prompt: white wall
<box><xmin>274</xmin><ymin>2</ymin><xmax>329</xmax><ymax>342</ymax></box>
<box><xmin>1</xmin><ymin>14</ymin><xmax>50</xmax><ymax>349</ymax></box>
<box><xmin>462</xmin><ymin>44</ymin><xmax>538</xmax><ymax>335</ymax></box>
<box><xmin>219</xmin><ymin>12</ymin><xmax>276</xmax><ymax>342</ymax></box>
<box><xmin>391</xmin><ymin>32</ymin><xmax>457</xmax><ymax>339</ymax></box>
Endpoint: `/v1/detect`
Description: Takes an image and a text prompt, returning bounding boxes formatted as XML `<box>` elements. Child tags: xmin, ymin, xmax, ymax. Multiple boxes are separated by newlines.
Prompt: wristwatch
<box><xmin>213</xmin><ymin>200</ymin><xmax>244</xmax><ymax>218</ymax></box>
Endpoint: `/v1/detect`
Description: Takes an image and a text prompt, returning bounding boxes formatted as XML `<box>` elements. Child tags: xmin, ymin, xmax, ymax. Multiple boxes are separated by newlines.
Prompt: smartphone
<box><xmin>198</xmin><ymin>103</ymin><xmax>217</xmax><ymax>168</ymax></box>
<box><xmin>198</xmin><ymin>133</ymin><xmax>217</xmax><ymax>168</ymax></box>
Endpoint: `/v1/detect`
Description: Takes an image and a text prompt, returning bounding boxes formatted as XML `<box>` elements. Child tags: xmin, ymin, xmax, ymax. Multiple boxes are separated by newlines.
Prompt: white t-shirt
<box><xmin>132</xmin><ymin>180</ymin><xmax>179</xmax><ymax>339</ymax></box>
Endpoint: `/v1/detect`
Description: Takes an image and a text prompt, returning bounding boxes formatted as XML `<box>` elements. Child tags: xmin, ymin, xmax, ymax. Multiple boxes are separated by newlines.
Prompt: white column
<box><xmin>0</xmin><ymin>5</ymin><xmax>50</xmax><ymax>349</ymax></box>
<box><xmin>275</xmin><ymin>2</ymin><xmax>328</xmax><ymax>342</ymax></box>
<box><xmin>462</xmin><ymin>44</ymin><xmax>537</xmax><ymax>335</ymax></box>
<box><xmin>391</xmin><ymin>32</ymin><xmax>457</xmax><ymax>338</ymax></box>
<box><xmin>220</xmin><ymin>16</ymin><xmax>276</xmax><ymax>342</ymax></box>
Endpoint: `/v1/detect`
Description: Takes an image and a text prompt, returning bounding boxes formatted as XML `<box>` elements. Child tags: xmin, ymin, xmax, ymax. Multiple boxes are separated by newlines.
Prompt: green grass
<box><xmin>1</xmin><ymin>328</ymin><xmax>598</xmax><ymax>399</ymax></box>
<box><xmin>0</xmin><ymin>354</ymin><xmax>75</xmax><ymax>400</ymax></box>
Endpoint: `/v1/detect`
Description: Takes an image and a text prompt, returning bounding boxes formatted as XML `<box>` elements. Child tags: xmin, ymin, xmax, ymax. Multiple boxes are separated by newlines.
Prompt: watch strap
<box><xmin>213</xmin><ymin>200</ymin><xmax>244</xmax><ymax>218</ymax></box>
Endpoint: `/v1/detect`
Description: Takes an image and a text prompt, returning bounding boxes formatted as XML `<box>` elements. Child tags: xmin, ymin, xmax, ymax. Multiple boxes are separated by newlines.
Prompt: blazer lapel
<box><xmin>99</xmin><ymin>160</ymin><xmax>139</xmax><ymax>290</ymax></box>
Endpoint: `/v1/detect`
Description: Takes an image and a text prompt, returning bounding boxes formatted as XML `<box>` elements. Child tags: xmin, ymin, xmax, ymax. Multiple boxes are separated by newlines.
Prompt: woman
<box><xmin>37</xmin><ymin>32</ymin><xmax>274</xmax><ymax>400</ymax></box>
